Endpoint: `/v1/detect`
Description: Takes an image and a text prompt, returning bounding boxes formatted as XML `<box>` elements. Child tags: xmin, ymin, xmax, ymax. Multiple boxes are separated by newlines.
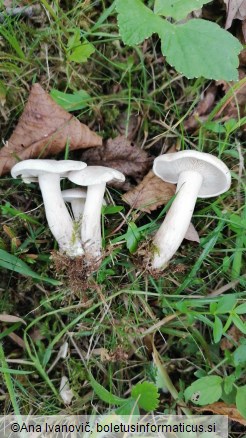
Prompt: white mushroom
<box><xmin>68</xmin><ymin>166</ymin><xmax>125</xmax><ymax>264</ymax></box>
<box><xmin>61</xmin><ymin>188</ymin><xmax>87</xmax><ymax>222</ymax></box>
<box><xmin>11</xmin><ymin>159</ymin><xmax>87</xmax><ymax>257</ymax></box>
<box><xmin>151</xmin><ymin>151</ymin><xmax>231</xmax><ymax>270</ymax></box>
<box><xmin>62</xmin><ymin>188</ymin><xmax>107</xmax><ymax>222</ymax></box>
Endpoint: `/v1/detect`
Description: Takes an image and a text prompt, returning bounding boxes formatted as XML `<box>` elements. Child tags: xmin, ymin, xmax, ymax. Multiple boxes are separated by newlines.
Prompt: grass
<box><xmin>0</xmin><ymin>0</ymin><xmax>246</xmax><ymax>433</ymax></box>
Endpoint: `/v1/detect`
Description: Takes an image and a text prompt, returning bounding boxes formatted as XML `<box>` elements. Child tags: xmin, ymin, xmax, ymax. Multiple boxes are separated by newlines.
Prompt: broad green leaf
<box><xmin>89</xmin><ymin>373</ymin><xmax>126</xmax><ymax>406</ymax></box>
<box><xmin>68</xmin><ymin>42</ymin><xmax>95</xmax><ymax>63</ymax></box>
<box><xmin>223</xmin><ymin>375</ymin><xmax>236</xmax><ymax>395</ymax></box>
<box><xmin>232</xmin><ymin>315</ymin><xmax>246</xmax><ymax>334</ymax></box>
<box><xmin>154</xmin><ymin>0</ymin><xmax>212</xmax><ymax>21</ymax></box>
<box><xmin>184</xmin><ymin>376</ymin><xmax>223</xmax><ymax>405</ymax></box>
<box><xmin>236</xmin><ymin>386</ymin><xmax>246</xmax><ymax>419</ymax></box>
<box><xmin>0</xmin><ymin>249</ymin><xmax>61</xmax><ymax>285</ymax></box>
<box><xmin>131</xmin><ymin>381</ymin><xmax>160</xmax><ymax>411</ymax></box>
<box><xmin>50</xmin><ymin>89</ymin><xmax>91</xmax><ymax>112</ymax></box>
<box><xmin>116</xmin><ymin>1</ymin><xmax>242</xmax><ymax>80</ymax></box>
<box><xmin>235</xmin><ymin>303</ymin><xmax>246</xmax><ymax>315</ymax></box>
<box><xmin>161</xmin><ymin>19</ymin><xmax>242</xmax><ymax>80</ymax></box>
<box><xmin>102</xmin><ymin>205</ymin><xmax>124</xmax><ymax>215</ymax></box>
<box><xmin>215</xmin><ymin>294</ymin><xmax>237</xmax><ymax>314</ymax></box>
<box><xmin>213</xmin><ymin>316</ymin><xmax>223</xmax><ymax>343</ymax></box>
<box><xmin>125</xmin><ymin>222</ymin><xmax>141</xmax><ymax>253</ymax></box>
<box><xmin>204</xmin><ymin>121</ymin><xmax>226</xmax><ymax>134</ymax></box>
<box><xmin>233</xmin><ymin>345</ymin><xmax>246</xmax><ymax>366</ymax></box>
<box><xmin>116</xmin><ymin>0</ymin><xmax>171</xmax><ymax>45</ymax></box>
<box><xmin>115</xmin><ymin>398</ymin><xmax>140</xmax><ymax>415</ymax></box>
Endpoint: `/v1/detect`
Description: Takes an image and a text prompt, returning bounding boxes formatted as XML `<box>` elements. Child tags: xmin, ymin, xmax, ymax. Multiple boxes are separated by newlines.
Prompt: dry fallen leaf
<box><xmin>195</xmin><ymin>402</ymin><xmax>246</xmax><ymax>426</ymax></box>
<box><xmin>0</xmin><ymin>314</ymin><xmax>26</xmax><ymax>325</ymax></box>
<box><xmin>221</xmin><ymin>324</ymin><xmax>244</xmax><ymax>350</ymax></box>
<box><xmin>8</xmin><ymin>332</ymin><xmax>26</xmax><ymax>349</ymax></box>
<box><xmin>184</xmin><ymin>85</ymin><xmax>217</xmax><ymax>131</ymax></box>
<box><xmin>0</xmin><ymin>83</ymin><xmax>102</xmax><ymax>176</ymax></box>
<box><xmin>59</xmin><ymin>376</ymin><xmax>74</xmax><ymax>405</ymax></box>
<box><xmin>224</xmin><ymin>0</ymin><xmax>246</xmax><ymax>29</ymax></box>
<box><xmin>217</xmin><ymin>69</ymin><xmax>246</xmax><ymax>119</ymax></box>
<box><xmin>122</xmin><ymin>170</ymin><xmax>175</xmax><ymax>213</ymax></box>
<box><xmin>184</xmin><ymin>222</ymin><xmax>200</xmax><ymax>243</ymax></box>
<box><xmin>81</xmin><ymin>135</ymin><xmax>153</xmax><ymax>190</ymax></box>
<box><xmin>116</xmin><ymin>111</ymin><xmax>141</xmax><ymax>140</ymax></box>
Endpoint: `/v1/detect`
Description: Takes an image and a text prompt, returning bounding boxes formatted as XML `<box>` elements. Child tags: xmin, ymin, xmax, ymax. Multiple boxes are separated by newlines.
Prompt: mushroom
<box><xmin>68</xmin><ymin>166</ymin><xmax>125</xmax><ymax>264</ymax></box>
<box><xmin>151</xmin><ymin>151</ymin><xmax>231</xmax><ymax>270</ymax></box>
<box><xmin>61</xmin><ymin>188</ymin><xmax>87</xmax><ymax>222</ymax></box>
<box><xmin>11</xmin><ymin>159</ymin><xmax>87</xmax><ymax>257</ymax></box>
<box><xmin>62</xmin><ymin>188</ymin><xmax>107</xmax><ymax>222</ymax></box>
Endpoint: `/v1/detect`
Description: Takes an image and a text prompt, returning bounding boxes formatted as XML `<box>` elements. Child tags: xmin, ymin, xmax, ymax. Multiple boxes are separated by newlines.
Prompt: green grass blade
<box><xmin>0</xmin><ymin>249</ymin><xmax>61</xmax><ymax>285</ymax></box>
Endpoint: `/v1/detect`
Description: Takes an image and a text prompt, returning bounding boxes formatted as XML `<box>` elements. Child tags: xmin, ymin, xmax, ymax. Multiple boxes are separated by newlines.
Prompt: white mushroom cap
<box><xmin>61</xmin><ymin>188</ymin><xmax>87</xmax><ymax>202</ymax></box>
<box><xmin>153</xmin><ymin>151</ymin><xmax>231</xmax><ymax>198</ymax></box>
<box><xmin>68</xmin><ymin>165</ymin><xmax>125</xmax><ymax>186</ymax></box>
<box><xmin>11</xmin><ymin>159</ymin><xmax>87</xmax><ymax>183</ymax></box>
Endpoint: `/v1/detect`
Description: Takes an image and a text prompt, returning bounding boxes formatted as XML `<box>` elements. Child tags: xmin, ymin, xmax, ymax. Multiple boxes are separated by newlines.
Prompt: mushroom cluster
<box><xmin>11</xmin><ymin>159</ymin><xmax>125</xmax><ymax>270</ymax></box>
<box><xmin>11</xmin><ymin>150</ymin><xmax>231</xmax><ymax>278</ymax></box>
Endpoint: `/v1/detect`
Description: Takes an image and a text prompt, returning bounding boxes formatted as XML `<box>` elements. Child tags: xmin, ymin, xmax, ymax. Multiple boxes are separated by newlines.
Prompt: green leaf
<box><xmin>115</xmin><ymin>398</ymin><xmax>140</xmax><ymax>415</ymax></box>
<box><xmin>235</xmin><ymin>303</ymin><xmax>246</xmax><ymax>315</ymax></box>
<box><xmin>116</xmin><ymin>0</ymin><xmax>171</xmax><ymax>45</ymax></box>
<box><xmin>0</xmin><ymin>367</ymin><xmax>33</xmax><ymax>375</ymax></box>
<box><xmin>131</xmin><ymin>381</ymin><xmax>160</xmax><ymax>411</ymax></box>
<box><xmin>215</xmin><ymin>294</ymin><xmax>237</xmax><ymax>314</ymax></box>
<box><xmin>213</xmin><ymin>316</ymin><xmax>223</xmax><ymax>343</ymax></box>
<box><xmin>161</xmin><ymin>19</ymin><xmax>242</xmax><ymax>80</ymax></box>
<box><xmin>89</xmin><ymin>373</ymin><xmax>126</xmax><ymax>406</ymax></box>
<box><xmin>232</xmin><ymin>315</ymin><xmax>246</xmax><ymax>334</ymax></box>
<box><xmin>154</xmin><ymin>0</ymin><xmax>212</xmax><ymax>21</ymax></box>
<box><xmin>184</xmin><ymin>376</ymin><xmax>223</xmax><ymax>405</ymax></box>
<box><xmin>67</xmin><ymin>42</ymin><xmax>95</xmax><ymax>63</ymax></box>
<box><xmin>204</xmin><ymin>121</ymin><xmax>226</xmax><ymax>134</ymax></box>
<box><xmin>236</xmin><ymin>386</ymin><xmax>246</xmax><ymax>419</ymax></box>
<box><xmin>50</xmin><ymin>89</ymin><xmax>91</xmax><ymax>112</ymax></box>
<box><xmin>102</xmin><ymin>205</ymin><xmax>124</xmax><ymax>215</ymax></box>
<box><xmin>116</xmin><ymin>1</ymin><xmax>242</xmax><ymax>80</ymax></box>
<box><xmin>0</xmin><ymin>249</ymin><xmax>61</xmax><ymax>286</ymax></box>
<box><xmin>125</xmin><ymin>222</ymin><xmax>141</xmax><ymax>253</ymax></box>
<box><xmin>233</xmin><ymin>345</ymin><xmax>246</xmax><ymax>366</ymax></box>
<box><xmin>223</xmin><ymin>375</ymin><xmax>236</xmax><ymax>395</ymax></box>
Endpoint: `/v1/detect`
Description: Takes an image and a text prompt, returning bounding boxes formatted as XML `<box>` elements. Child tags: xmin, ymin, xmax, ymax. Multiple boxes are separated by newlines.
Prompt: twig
<box><xmin>208</xmin><ymin>274</ymin><xmax>246</xmax><ymax>297</ymax></box>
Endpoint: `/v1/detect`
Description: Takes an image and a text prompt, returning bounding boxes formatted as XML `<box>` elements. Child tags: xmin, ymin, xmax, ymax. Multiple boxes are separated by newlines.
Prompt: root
<box><xmin>51</xmin><ymin>251</ymin><xmax>102</xmax><ymax>294</ymax></box>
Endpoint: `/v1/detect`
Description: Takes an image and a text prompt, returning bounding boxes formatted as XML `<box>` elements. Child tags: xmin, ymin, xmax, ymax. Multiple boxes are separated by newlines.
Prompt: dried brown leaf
<box><xmin>184</xmin><ymin>222</ymin><xmax>200</xmax><ymax>243</ymax></box>
<box><xmin>0</xmin><ymin>83</ymin><xmax>102</xmax><ymax>176</ymax></box>
<box><xmin>184</xmin><ymin>85</ymin><xmax>217</xmax><ymax>131</ymax></box>
<box><xmin>122</xmin><ymin>170</ymin><xmax>175</xmax><ymax>213</ymax></box>
<box><xmin>216</xmin><ymin>69</ymin><xmax>246</xmax><ymax>119</ymax></box>
<box><xmin>116</xmin><ymin>111</ymin><xmax>141</xmax><ymax>140</ymax></box>
<box><xmin>81</xmin><ymin>135</ymin><xmax>153</xmax><ymax>190</ymax></box>
<box><xmin>195</xmin><ymin>402</ymin><xmax>246</xmax><ymax>426</ymax></box>
<box><xmin>8</xmin><ymin>332</ymin><xmax>26</xmax><ymax>349</ymax></box>
<box><xmin>0</xmin><ymin>314</ymin><xmax>26</xmax><ymax>324</ymax></box>
<box><xmin>220</xmin><ymin>324</ymin><xmax>244</xmax><ymax>350</ymax></box>
<box><xmin>224</xmin><ymin>0</ymin><xmax>246</xmax><ymax>29</ymax></box>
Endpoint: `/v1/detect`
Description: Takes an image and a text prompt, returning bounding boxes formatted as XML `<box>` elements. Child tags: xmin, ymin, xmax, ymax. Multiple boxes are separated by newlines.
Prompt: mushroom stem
<box><xmin>70</xmin><ymin>199</ymin><xmax>85</xmax><ymax>222</ymax></box>
<box><xmin>38</xmin><ymin>174</ymin><xmax>83</xmax><ymax>256</ymax></box>
<box><xmin>81</xmin><ymin>183</ymin><xmax>105</xmax><ymax>262</ymax></box>
<box><xmin>152</xmin><ymin>170</ymin><xmax>203</xmax><ymax>270</ymax></box>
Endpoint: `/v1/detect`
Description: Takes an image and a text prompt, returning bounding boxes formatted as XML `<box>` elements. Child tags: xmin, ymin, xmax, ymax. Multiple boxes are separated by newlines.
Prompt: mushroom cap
<box><xmin>153</xmin><ymin>151</ymin><xmax>231</xmax><ymax>198</ymax></box>
<box><xmin>68</xmin><ymin>165</ymin><xmax>125</xmax><ymax>186</ymax></box>
<box><xmin>61</xmin><ymin>188</ymin><xmax>87</xmax><ymax>202</ymax></box>
<box><xmin>11</xmin><ymin>159</ymin><xmax>87</xmax><ymax>183</ymax></box>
